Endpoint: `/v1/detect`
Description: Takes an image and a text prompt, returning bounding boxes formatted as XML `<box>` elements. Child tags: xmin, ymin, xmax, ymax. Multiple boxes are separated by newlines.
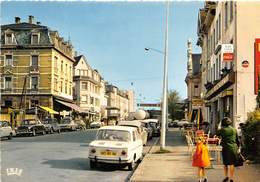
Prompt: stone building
<box><xmin>197</xmin><ymin>1</ymin><xmax>260</xmax><ymax>133</ymax></box>
<box><xmin>105</xmin><ymin>84</ymin><xmax>134</xmax><ymax>121</ymax></box>
<box><xmin>73</xmin><ymin>55</ymin><xmax>106</xmax><ymax>122</ymax></box>
<box><xmin>0</xmin><ymin>16</ymin><xmax>80</xmax><ymax>123</ymax></box>
<box><xmin>185</xmin><ymin>39</ymin><xmax>202</xmax><ymax>123</ymax></box>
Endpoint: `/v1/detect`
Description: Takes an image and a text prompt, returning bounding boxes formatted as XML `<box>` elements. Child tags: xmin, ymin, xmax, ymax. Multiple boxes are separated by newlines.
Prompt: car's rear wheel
<box><xmin>50</xmin><ymin>128</ymin><xmax>54</xmax><ymax>134</ymax></box>
<box><xmin>8</xmin><ymin>133</ymin><xmax>13</xmax><ymax>140</ymax></box>
<box><xmin>89</xmin><ymin>160</ymin><xmax>96</xmax><ymax>169</ymax></box>
<box><xmin>128</xmin><ymin>160</ymin><xmax>135</xmax><ymax>171</ymax></box>
<box><xmin>32</xmin><ymin>129</ymin><xmax>36</xmax><ymax>136</ymax></box>
<box><xmin>42</xmin><ymin>130</ymin><xmax>46</xmax><ymax>135</ymax></box>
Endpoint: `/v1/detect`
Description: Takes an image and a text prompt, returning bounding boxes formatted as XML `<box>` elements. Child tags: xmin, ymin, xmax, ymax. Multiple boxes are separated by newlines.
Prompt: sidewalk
<box><xmin>130</xmin><ymin>128</ymin><xmax>260</xmax><ymax>182</ymax></box>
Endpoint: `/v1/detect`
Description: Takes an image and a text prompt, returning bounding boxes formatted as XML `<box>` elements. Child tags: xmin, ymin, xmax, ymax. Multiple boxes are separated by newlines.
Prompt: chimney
<box><xmin>15</xmin><ymin>17</ymin><xmax>21</xmax><ymax>24</ymax></box>
<box><xmin>28</xmin><ymin>15</ymin><xmax>34</xmax><ymax>24</ymax></box>
<box><xmin>36</xmin><ymin>22</ymin><xmax>41</xmax><ymax>25</ymax></box>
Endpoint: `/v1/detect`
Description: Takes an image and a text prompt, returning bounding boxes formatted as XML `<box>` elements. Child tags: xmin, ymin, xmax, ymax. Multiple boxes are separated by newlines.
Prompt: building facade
<box><xmin>197</xmin><ymin>1</ymin><xmax>260</xmax><ymax>133</ymax></box>
<box><xmin>105</xmin><ymin>84</ymin><xmax>134</xmax><ymax>121</ymax></box>
<box><xmin>0</xmin><ymin>16</ymin><xmax>75</xmax><ymax>122</ymax></box>
<box><xmin>185</xmin><ymin>39</ymin><xmax>202</xmax><ymax>123</ymax></box>
<box><xmin>73</xmin><ymin>55</ymin><xmax>105</xmax><ymax>122</ymax></box>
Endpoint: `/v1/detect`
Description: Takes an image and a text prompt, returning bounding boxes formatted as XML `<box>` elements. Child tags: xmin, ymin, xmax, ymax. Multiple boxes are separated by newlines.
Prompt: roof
<box><xmin>1</xmin><ymin>22</ymin><xmax>47</xmax><ymax>30</ymax></box>
<box><xmin>99</xmin><ymin>125</ymin><xmax>137</xmax><ymax>132</ymax></box>
<box><xmin>192</xmin><ymin>54</ymin><xmax>201</xmax><ymax>75</ymax></box>
<box><xmin>144</xmin><ymin>119</ymin><xmax>159</xmax><ymax>123</ymax></box>
<box><xmin>74</xmin><ymin>55</ymin><xmax>83</xmax><ymax>66</ymax></box>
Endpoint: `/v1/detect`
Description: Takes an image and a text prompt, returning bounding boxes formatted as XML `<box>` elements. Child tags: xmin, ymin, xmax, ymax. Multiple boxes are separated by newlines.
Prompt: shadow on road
<box><xmin>4</xmin><ymin>130</ymin><xmax>97</xmax><ymax>143</ymax></box>
<box><xmin>41</xmin><ymin>158</ymin><xmax>129</xmax><ymax>172</ymax></box>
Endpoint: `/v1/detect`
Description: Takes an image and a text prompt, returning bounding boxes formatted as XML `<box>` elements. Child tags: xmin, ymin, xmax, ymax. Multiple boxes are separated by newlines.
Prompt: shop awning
<box><xmin>39</xmin><ymin>106</ymin><xmax>59</xmax><ymax>114</ymax></box>
<box><xmin>56</xmin><ymin>100</ymin><xmax>87</xmax><ymax>113</ymax></box>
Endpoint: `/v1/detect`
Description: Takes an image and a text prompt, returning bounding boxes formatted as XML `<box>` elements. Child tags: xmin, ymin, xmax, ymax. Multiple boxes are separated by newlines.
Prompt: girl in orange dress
<box><xmin>192</xmin><ymin>137</ymin><xmax>210</xmax><ymax>182</ymax></box>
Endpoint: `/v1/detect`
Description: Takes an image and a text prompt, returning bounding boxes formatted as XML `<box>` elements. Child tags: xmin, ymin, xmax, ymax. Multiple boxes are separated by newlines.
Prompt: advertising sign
<box><xmin>222</xmin><ymin>44</ymin><xmax>234</xmax><ymax>62</ymax></box>
<box><xmin>255</xmin><ymin>39</ymin><xmax>260</xmax><ymax>95</ymax></box>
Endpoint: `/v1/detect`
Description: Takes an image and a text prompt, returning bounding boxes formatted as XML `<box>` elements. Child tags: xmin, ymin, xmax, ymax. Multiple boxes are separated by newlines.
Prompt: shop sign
<box><xmin>222</xmin><ymin>44</ymin><xmax>234</xmax><ymax>62</ymax></box>
<box><xmin>192</xmin><ymin>99</ymin><xmax>203</xmax><ymax>106</ymax></box>
<box><xmin>255</xmin><ymin>39</ymin><xmax>260</xmax><ymax>95</ymax></box>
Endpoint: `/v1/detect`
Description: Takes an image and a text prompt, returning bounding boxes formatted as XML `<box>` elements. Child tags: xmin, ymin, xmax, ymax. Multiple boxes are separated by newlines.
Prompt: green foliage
<box><xmin>242</xmin><ymin>110</ymin><xmax>260</xmax><ymax>161</ymax></box>
<box><xmin>167</xmin><ymin>90</ymin><xmax>184</xmax><ymax>120</ymax></box>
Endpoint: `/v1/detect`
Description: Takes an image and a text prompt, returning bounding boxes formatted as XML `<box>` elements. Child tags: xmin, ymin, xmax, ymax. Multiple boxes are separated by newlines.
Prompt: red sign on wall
<box><xmin>255</xmin><ymin>39</ymin><xmax>260</xmax><ymax>95</ymax></box>
<box><xmin>223</xmin><ymin>53</ymin><xmax>234</xmax><ymax>61</ymax></box>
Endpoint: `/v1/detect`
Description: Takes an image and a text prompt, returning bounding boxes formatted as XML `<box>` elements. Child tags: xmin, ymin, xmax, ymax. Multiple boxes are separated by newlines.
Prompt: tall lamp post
<box><xmin>144</xmin><ymin>1</ymin><xmax>170</xmax><ymax>150</ymax></box>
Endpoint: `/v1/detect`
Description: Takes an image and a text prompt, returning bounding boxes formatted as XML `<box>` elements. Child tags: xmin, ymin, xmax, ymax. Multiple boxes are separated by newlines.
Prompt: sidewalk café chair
<box><xmin>207</xmin><ymin>136</ymin><xmax>222</xmax><ymax>164</ymax></box>
<box><xmin>185</xmin><ymin>135</ymin><xmax>195</xmax><ymax>159</ymax></box>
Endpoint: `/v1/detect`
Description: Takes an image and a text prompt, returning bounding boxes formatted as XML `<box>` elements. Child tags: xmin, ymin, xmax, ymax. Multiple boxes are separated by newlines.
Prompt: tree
<box><xmin>167</xmin><ymin>89</ymin><xmax>184</xmax><ymax>120</ymax></box>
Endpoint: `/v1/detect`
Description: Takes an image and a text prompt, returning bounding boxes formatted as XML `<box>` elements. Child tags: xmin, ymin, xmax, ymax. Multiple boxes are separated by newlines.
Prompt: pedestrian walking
<box><xmin>217</xmin><ymin>117</ymin><xmax>240</xmax><ymax>182</ymax></box>
<box><xmin>192</xmin><ymin>136</ymin><xmax>210</xmax><ymax>182</ymax></box>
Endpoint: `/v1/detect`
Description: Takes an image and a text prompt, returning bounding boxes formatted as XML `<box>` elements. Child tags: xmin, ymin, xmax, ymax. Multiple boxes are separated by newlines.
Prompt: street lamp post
<box><xmin>160</xmin><ymin>1</ymin><xmax>170</xmax><ymax>150</ymax></box>
<box><xmin>144</xmin><ymin>1</ymin><xmax>170</xmax><ymax>150</ymax></box>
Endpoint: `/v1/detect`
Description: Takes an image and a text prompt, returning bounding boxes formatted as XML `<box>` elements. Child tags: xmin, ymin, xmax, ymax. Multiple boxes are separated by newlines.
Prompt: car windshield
<box><xmin>60</xmin><ymin>118</ymin><xmax>71</xmax><ymax>124</ymax></box>
<box><xmin>22</xmin><ymin>120</ymin><xmax>36</xmax><ymax>125</ymax></box>
<box><xmin>96</xmin><ymin>129</ymin><xmax>131</xmax><ymax>142</ymax></box>
<box><xmin>149</xmin><ymin>122</ymin><xmax>157</xmax><ymax>128</ymax></box>
<box><xmin>0</xmin><ymin>121</ymin><xmax>7</xmax><ymax>127</ymax></box>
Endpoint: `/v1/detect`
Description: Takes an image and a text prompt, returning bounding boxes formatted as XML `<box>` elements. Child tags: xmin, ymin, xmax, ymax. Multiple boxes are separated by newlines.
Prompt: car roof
<box><xmin>118</xmin><ymin>120</ymin><xmax>142</xmax><ymax>128</ymax></box>
<box><xmin>99</xmin><ymin>125</ymin><xmax>136</xmax><ymax>132</ymax></box>
<box><xmin>143</xmin><ymin>119</ymin><xmax>159</xmax><ymax>123</ymax></box>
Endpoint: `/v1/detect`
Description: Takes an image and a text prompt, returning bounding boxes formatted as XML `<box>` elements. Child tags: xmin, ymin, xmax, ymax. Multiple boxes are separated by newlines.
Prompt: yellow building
<box><xmin>0</xmin><ymin>16</ymin><xmax>76</xmax><ymax>123</ymax></box>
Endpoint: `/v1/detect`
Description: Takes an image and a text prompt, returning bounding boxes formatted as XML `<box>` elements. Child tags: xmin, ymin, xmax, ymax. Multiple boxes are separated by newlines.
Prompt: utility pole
<box><xmin>160</xmin><ymin>1</ymin><xmax>170</xmax><ymax>150</ymax></box>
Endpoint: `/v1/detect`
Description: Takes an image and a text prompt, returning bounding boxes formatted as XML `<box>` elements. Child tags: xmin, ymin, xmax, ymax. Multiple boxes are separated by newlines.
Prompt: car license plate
<box><xmin>101</xmin><ymin>151</ymin><xmax>116</xmax><ymax>156</ymax></box>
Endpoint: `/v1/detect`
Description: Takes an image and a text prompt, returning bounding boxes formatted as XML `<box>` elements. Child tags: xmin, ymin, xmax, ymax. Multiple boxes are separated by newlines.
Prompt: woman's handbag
<box><xmin>235</xmin><ymin>153</ymin><xmax>245</xmax><ymax>167</ymax></box>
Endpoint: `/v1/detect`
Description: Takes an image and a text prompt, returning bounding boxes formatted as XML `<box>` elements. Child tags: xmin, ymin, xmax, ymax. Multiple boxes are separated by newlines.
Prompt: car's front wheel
<box><xmin>8</xmin><ymin>133</ymin><xmax>13</xmax><ymax>140</ymax></box>
<box><xmin>89</xmin><ymin>160</ymin><xmax>96</xmax><ymax>169</ymax></box>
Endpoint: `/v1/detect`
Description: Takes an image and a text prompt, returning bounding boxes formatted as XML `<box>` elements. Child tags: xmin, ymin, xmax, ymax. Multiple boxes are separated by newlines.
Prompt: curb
<box><xmin>129</xmin><ymin>137</ymin><xmax>160</xmax><ymax>182</ymax></box>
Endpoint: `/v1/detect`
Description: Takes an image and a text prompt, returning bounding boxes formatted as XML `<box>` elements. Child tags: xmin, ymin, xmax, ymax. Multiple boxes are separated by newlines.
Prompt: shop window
<box><xmin>5</xmin><ymin>100</ymin><xmax>12</xmax><ymax>107</ymax></box>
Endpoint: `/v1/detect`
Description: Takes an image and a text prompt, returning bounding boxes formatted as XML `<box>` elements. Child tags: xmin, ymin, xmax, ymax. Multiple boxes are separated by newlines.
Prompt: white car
<box><xmin>177</xmin><ymin>119</ymin><xmax>190</xmax><ymax>127</ymax></box>
<box><xmin>118</xmin><ymin>120</ymin><xmax>148</xmax><ymax>146</ymax></box>
<box><xmin>0</xmin><ymin>120</ymin><xmax>15</xmax><ymax>139</ymax></box>
<box><xmin>88</xmin><ymin>125</ymin><xmax>143</xmax><ymax>170</ymax></box>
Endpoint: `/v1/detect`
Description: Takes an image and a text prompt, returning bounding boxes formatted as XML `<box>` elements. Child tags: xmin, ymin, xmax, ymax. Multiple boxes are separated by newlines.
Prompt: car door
<box><xmin>2</xmin><ymin>122</ymin><xmax>10</xmax><ymax>137</ymax></box>
<box><xmin>133</xmin><ymin>130</ymin><xmax>143</xmax><ymax>160</ymax></box>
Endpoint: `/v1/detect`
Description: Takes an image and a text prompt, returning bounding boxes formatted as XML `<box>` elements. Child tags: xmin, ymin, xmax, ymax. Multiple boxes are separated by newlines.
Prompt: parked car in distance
<box><xmin>0</xmin><ymin>120</ymin><xmax>15</xmax><ymax>139</ymax></box>
<box><xmin>42</xmin><ymin>118</ymin><xmax>61</xmax><ymax>134</ymax></box>
<box><xmin>88</xmin><ymin>125</ymin><xmax>143</xmax><ymax>170</ymax></box>
<box><xmin>144</xmin><ymin>119</ymin><xmax>160</xmax><ymax>137</ymax></box>
<box><xmin>74</xmin><ymin>119</ymin><xmax>86</xmax><ymax>130</ymax></box>
<box><xmin>168</xmin><ymin>120</ymin><xmax>179</xmax><ymax>128</ymax></box>
<box><xmin>140</xmin><ymin>120</ymin><xmax>153</xmax><ymax>139</ymax></box>
<box><xmin>118</xmin><ymin>120</ymin><xmax>148</xmax><ymax>146</ymax></box>
<box><xmin>59</xmin><ymin>117</ymin><xmax>77</xmax><ymax>131</ymax></box>
<box><xmin>16</xmin><ymin>119</ymin><xmax>45</xmax><ymax>136</ymax></box>
<box><xmin>90</xmin><ymin>121</ymin><xmax>102</xmax><ymax>129</ymax></box>
<box><xmin>177</xmin><ymin>119</ymin><xmax>189</xmax><ymax>128</ymax></box>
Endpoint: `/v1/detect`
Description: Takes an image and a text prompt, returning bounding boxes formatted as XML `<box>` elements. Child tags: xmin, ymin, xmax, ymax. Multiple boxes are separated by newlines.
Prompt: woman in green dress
<box><xmin>217</xmin><ymin>117</ymin><xmax>240</xmax><ymax>182</ymax></box>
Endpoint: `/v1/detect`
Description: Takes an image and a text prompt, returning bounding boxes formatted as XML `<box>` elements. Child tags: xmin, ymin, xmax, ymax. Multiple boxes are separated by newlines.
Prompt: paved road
<box><xmin>0</xmin><ymin>129</ymin><xmax>157</xmax><ymax>182</ymax></box>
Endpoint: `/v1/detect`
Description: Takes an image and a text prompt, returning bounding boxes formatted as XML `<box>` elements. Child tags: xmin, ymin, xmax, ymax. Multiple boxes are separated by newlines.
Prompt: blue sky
<box><xmin>1</xmin><ymin>1</ymin><xmax>203</xmax><ymax>103</ymax></box>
